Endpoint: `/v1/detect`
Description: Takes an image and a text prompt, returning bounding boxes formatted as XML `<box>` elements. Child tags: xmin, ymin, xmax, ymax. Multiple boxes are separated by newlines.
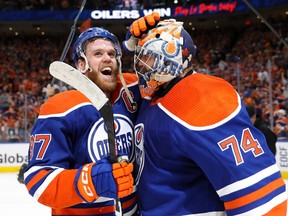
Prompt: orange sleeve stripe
<box><xmin>122</xmin><ymin>194</ymin><xmax>138</xmax><ymax>209</ymax></box>
<box><xmin>38</xmin><ymin>169</ymin><xmax>83</xmax><ymax>209</ymax></box>
<box><xmin>26</xmin><ymin>169</ymin><xmax>50</xmax><ymax>191</ymax></box>
<box><xmin>40</xmin><ymin>90</ymin><xmax>90</xmax><ymax>115</ymax></box>
<box><xmin>224</xmin><ymin>177</ymin><xmax>285</xmax><ymax>210</ymax></box>
<box><xmin>263</xmin><ymin>200</ymin><xmax>287</xmax><ymax>216</ymax></box>
<box><xmin>52</xmin><ymin>205</ymin><xmax>115</xmax><ymax>215</ymax></box>
<box><xmin>51</xmin><ymin>195</ymin><xmax>137</xmax><ymax>215</ymax></box>
<box><xmin>159</xmin><ymin>73</ymin><xmax>239</xmax><ymax>126</ymax></box>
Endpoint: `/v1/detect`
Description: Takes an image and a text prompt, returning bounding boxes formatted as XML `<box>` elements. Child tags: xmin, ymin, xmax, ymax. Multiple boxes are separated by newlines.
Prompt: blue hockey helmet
<box><xmin>72</xmin><ymin>27</ymin><xmax>122</xmax><ymax>67</ymax></box>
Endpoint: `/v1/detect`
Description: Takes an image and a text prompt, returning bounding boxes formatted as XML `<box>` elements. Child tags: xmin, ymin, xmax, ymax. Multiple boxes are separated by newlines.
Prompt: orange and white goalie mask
<box><xmin>134</xmin><ymin>19</ymin><xmax>197</xmax><ymax>98</ymax></box>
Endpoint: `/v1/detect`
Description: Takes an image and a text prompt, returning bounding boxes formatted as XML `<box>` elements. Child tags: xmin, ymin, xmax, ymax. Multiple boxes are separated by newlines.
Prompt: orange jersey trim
<box><xmin>118</xmin><ymin>73</ymin><xmax>138</xmax><ymax>85</ymax></box>
<box><xmin>26</xmin><ymin>169</ymin><xmax>50</xmax><ymax>191</ymax></box>
<box><xmin>52</xmin><ymin>205</ymin><xmax>115</xmax><ymax>215</ymax></box>
<box><xmin>40</xmin><ymin>90</ymin><xmax>90</xmax><ymax>115</ymax></box>
<box><xmin>224</xmin><ymin>177</ymin><xmax>285</xmax><ymax>210</ymax></box>
<box><xmin>158</xmin><ymin>73</ymin><xmax>239</xmax><ymax>127</ymax></box>
<box><xmin>51</xmin><ymin>195</ymin><xmax>137</xmax><ymax>215</ymax></box>
<box><xmin>122</xmin><ymin>194</ymin><xmax>137</xmax><ymax>209</ymax></box>
<box><xmin>37</xmin><ymin>169</ymin><xmax>82</xmax><ymax>209</ymax></box>
<box><xmin>263</xmin><ymin>200</ymin><xmax>287</xmax><ymax>216</ymax></box>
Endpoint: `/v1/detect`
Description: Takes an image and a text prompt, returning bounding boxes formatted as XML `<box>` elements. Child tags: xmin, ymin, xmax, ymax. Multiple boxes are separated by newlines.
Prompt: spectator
<box><xmin>246</xmin><ymin>104</ymin><xmax>277</xmax><ymax>155</ymax></box>
<box><xmin>274</xmin><ymin>109</ymin><xmax>288</xmax><ymax>140</ymax></box>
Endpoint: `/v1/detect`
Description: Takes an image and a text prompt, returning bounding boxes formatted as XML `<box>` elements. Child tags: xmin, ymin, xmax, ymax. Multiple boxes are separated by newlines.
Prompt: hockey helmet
<box><xmin>134</xmin><ymin>19</ymin><xmax>197</xmax><ymax>97</ymax></box>
<box><xmin>72</xmin><ymin>27</ymin><xmax>122</xmax><ymax>67</ymax></box>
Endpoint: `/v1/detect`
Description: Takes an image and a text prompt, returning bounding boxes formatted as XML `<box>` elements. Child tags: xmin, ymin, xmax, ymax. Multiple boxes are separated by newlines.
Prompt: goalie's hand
<box><xmin>130</xmin><ymin>12</ymin><xmax>160</xmax><ymax>37</ymax></box>
<box><xmin>75</xmin><ymin>159</ymin><xmax>134</xmax><ymax>202</ymax></box>
<box><xmin>123</xmin><ymin>12</ymin><xmax>160</xmax><ymax>52</ymax></box>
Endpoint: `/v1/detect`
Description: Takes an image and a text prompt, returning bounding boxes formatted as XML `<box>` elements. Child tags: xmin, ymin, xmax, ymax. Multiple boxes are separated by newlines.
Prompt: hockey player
<box><xmin>24</xmin><ymin>27</ymin><xmax>141</xmax><ymax>215</ymax></box>
<box><xmin>123</xmin><ymin>13</ymin><xmax>287</xmax><ymax>215</ymax></box>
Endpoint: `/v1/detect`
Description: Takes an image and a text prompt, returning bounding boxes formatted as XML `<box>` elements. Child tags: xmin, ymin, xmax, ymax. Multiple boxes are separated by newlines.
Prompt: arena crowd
<box><xmin>0</xmin><ymin>7</ymin><xmax>287</xmax><ymax>142</ymax></box>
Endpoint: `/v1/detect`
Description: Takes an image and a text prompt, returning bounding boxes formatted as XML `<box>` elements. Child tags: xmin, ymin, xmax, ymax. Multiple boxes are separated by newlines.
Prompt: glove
<box><xmin>75</xmin><ymin>159</ymin><xmax>134</xmax><ymax>202</ymax></box>
<box><xmin>17</xmin><ymin>163</ymin><xmax>28</xmax><ymax>184</ymax></box>
<box><xmin>123</xmin><ymin>12</ymin><xmax>160</xmax><ymax>52</ymax></box>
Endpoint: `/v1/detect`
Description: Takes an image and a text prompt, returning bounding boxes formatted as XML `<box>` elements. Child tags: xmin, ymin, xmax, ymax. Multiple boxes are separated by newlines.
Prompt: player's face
<box><xmin>84</xmin><ymin>38</ymin><xmax>118</xmax><ymax>93</ymax></box>
<box><xmin>135</xmin><ymin>53</ymin><xmax>155</xmax><ymax>76</ymax></box>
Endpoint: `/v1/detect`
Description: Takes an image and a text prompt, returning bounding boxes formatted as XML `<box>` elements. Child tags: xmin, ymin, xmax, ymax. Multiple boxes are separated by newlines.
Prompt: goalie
<box><xmin>123</xmin><ymin>12</ymin><xmax>287</xmax><ymax>215</ymax></box>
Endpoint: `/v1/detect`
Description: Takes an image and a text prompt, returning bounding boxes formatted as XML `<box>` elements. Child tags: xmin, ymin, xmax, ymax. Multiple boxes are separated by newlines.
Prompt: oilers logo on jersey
<box><xmin>134</xmin><ymin>123</ymin><xmax>145</xmax><ymax>185</ymax></box>
<box><xmin>88</xmin><ymin>114</ymin><xmax>134</xmax><ymax>162</ymax></box>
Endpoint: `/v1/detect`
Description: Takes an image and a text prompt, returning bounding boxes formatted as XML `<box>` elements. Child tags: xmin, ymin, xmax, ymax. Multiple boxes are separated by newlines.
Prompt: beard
<box><xmin>86</xmin><ymin>70</ymin><xmax>118</xmax><ymax>93</ymax></box>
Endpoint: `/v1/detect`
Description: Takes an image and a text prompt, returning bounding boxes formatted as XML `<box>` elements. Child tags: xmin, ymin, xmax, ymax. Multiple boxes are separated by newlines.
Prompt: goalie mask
<box><xmin>72</xmin><ymin>27</ymin><xmax>122</xmax><ymax>72</ymax></box>
<box><xmin>134</xmin><ymin>19</ymin><xmax>197</xmax><ymax>98</ymax></box>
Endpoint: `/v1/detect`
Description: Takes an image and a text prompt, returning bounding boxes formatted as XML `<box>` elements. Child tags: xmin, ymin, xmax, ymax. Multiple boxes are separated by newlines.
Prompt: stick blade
<box><xmin>49</xmin><ymin>61</ymin><xmax>108</xmax><ymax>110</ymax></box>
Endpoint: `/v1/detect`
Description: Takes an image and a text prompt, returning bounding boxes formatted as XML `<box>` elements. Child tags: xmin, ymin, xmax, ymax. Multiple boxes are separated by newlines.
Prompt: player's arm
<box><xmin>176</xmin><ymin>109</ymin><xmax>287</xmax><ymax>215</ymax></box>
<box><xmin>25</xmin><ymin>123</ymin><xmax>134</xmax><ymax>209</ymax></box>
<box><xmin>25</xmin><ymin>159</ymin><xmax>133</xmax><ymax>209</ymax></box>
<box><xmin>166</xmin><ymin>80</ymin><xmax>286</xmax><ymax>215</ymax></box>
<box><xmin>24</xmin><ymin>101</ymin><xmax>133</xmax><ymax>209</ymax></box>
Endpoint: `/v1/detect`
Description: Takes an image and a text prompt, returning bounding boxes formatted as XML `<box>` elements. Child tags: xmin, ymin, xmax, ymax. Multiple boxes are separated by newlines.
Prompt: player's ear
<box><xmin>77</xmin><ymin>59</ymin><xmax>86</xmax><ymax>73</ymax></box>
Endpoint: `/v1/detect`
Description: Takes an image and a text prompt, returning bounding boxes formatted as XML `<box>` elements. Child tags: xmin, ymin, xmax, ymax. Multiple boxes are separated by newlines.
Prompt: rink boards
<box><xmin>0</xmin><ymin>142</ymin><xmax>28</xmax><ymax>172</ymax></box>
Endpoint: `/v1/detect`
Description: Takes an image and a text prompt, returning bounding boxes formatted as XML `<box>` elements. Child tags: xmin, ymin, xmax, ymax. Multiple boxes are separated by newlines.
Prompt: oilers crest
<box><xmin>134</xmin><ymin>123</ymin><xmax>145</xmax><ymax>185</ymax></box>
<box><xmin>87</xmin><ymin>114</ymin><xmax>134</xmax><ymax>162</ymax></box>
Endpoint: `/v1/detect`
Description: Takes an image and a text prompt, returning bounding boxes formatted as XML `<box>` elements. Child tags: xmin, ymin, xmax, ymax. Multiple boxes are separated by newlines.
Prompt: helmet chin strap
<box><xmin>79</xmin><ymin>52</ymin><xmax>92</xmax><ymax>73</ymax></box>
<box><xmin>117</xmin><ymin>57</ymin><xmax>137</xmax><ymax>110</ymax></box>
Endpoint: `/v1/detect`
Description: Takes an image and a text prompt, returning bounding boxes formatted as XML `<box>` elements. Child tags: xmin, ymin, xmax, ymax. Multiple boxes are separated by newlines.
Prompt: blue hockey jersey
<box><xmin>134</xmin><ymin>72</ymin><xmax>287</xmax><ymax>216</ymax></box>
<box><xmin>24</xmin><ymin>73</ymin><xmax>141</xmax><ymax>216</ymax></box>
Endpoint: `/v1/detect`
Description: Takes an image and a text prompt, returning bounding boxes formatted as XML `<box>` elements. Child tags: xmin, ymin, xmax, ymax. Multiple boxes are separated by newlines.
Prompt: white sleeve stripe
<box><xmin>233</xmin><ymin>191</ymin><xmax>287</xmax><ymax>216</ymax></box>
<box><xmin>33</xmin><ymin>168</ymin><xmax>64</xmax><ymax>200</ymax></box>
<box><xmin>123</xmin><ymin>204</ymin><xmax>138</xmax><ymax>216</ymax></box>
<box><xmin>24</xmin><ymin>165</ymin><xmax>62</xmax><ymax>180</ymax></box>
<box><xmin>217</xmin><ymin>164</ymin><xmax>280</xmax><ymax>196</ymax></box>
<box><xmin>38</xmin><ymin>102</ymin><xmax>92</xmax><ymax>119</ymax></box>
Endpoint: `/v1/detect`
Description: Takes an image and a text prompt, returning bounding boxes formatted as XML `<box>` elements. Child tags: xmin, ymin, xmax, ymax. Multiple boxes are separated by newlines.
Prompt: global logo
<box><xmin>87</xmin><ymin>114</ymin><xmax>134</xmax><ymax>162</ymax></box>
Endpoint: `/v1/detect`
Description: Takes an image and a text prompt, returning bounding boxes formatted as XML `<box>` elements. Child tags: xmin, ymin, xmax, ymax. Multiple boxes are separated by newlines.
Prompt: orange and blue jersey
<box><xmin>24</xmin><ymin>73</ymin><xmax>141</xmax><ymax>216</ymax></box>
<box><xmin>134</xmin><ymin>72</ymin><xmax>287</xmax><ymax>216</ymax></box>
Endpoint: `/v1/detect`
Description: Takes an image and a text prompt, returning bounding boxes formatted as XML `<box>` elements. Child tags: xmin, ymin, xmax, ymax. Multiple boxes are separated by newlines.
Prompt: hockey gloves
<box><xmin>75</xmin><ymin>159</ymin><xmax>134</xmax><ymax>202</ymax></box>
<box><xmin>123</xmin><ymin>12</ymin><xmax>160</xmax><ymax>52</ymax></box>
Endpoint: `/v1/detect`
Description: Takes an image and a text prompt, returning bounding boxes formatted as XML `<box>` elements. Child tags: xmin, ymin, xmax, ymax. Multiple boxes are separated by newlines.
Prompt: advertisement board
<box><xmin>0</xmin><ymin>143</ymin><xmax>29</xmax><ymax>172</ymax></box>
<box><xmin>1</xmin><ymin>141</ymin><xmax>288</xmax><ymax>179</ymax></box>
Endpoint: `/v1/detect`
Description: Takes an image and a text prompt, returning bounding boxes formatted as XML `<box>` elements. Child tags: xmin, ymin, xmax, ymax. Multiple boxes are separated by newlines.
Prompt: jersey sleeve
<box><xmin>24</xmin><ymin>90</ymin><xmax>91</xmax><ymax>208</ymax></box>
<box><xmin>159</xmin><ymin>73</ymin><xmax>287</xmax><ymax>215</ymax></box>
<box><xmin>176</xmin><ymin>109</ymin><xmax>286</xmax><ymax>215</ymax></box>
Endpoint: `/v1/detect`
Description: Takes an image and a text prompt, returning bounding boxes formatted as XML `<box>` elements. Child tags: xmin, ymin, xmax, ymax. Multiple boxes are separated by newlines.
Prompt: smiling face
<box><xmin>77</xmin><ymin>38</ymin><xmax>119</xmax><ymax>96</ymax></box>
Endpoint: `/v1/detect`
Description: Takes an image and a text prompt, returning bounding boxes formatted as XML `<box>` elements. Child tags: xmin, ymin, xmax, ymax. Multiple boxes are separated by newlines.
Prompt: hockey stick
<box><xmin>51</xmin><ymin>0</ymin><xmax>87</xmax><ymax>86</ymax></box>
<box><xmin>49</xmin><ymin>61</ymin><xmax>123</xmax><ymax>216</ymax></box>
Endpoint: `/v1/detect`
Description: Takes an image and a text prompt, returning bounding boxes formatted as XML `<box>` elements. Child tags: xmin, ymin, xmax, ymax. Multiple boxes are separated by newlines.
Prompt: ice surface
<box><xmin>0</xmin><ymin>173</ymin><xmax>50</xmax><ymax>216</ymax></box>
<box><xmin>0</xmin><ymin>172</ymin><xmax>288</xmax><ymax>216</ymax></box>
